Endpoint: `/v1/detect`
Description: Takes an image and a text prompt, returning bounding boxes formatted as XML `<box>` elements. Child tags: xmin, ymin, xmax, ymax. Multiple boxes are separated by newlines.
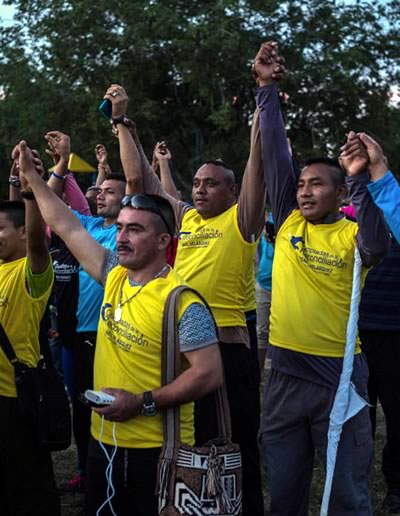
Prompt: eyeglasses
<box><xmin>121</xmin><ymin>194</ymin><xmax>172</xmax><ymax>235</ymax></box>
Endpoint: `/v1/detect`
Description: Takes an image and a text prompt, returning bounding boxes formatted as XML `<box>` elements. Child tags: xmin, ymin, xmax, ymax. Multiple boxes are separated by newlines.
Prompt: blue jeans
<box><xmin>259</xmin><ymin>369</ymin><xmax>373</xmax><ymax>516</ymax></box>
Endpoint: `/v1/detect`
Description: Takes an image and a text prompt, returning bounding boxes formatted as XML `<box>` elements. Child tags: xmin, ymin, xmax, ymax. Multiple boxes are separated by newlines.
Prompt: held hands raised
<box><xmin>45</xmin><ymin>131</ymin><xmax>70</xmax><ymax>165</ymax></box>
<box><xmin>339</xmin><ymin>132</ymin><xmax>388</xmax><ymax>179</ymax></box>
<box><xmin>253</xmin><ymin>41</ymin><xmax>285</xmax><ymax>86</ymax></box>
<box><xmin>339</xmin><ymin>131</ymin><xmax>369</xmax><ymax>176</ymax></box>
<box><xmin>358</xmin><ymin>133</ymin><xmax>388</xmax><ymax>181</ymax></box>
<box><xmin>12</xmin><ymin>143</ymin><xmax>45</xmax><ymax>182</ymax></box>
<box><xmin>12</xmin><ymin>141</ymin><xmax>38</xmax><ymax>191</ymax></box>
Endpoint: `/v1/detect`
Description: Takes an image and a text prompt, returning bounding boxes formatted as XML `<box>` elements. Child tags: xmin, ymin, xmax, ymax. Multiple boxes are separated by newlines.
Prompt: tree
<box><xmin>0</xmin><ymin>0</ymin><xmax>399</xmax><ymax>197</ymax></box>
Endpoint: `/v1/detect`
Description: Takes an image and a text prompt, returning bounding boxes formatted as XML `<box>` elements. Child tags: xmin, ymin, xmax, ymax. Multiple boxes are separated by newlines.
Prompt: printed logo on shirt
<box><xmin>179</xmin><ymin>229</ymin><xmax>223</xmax><ymax>249</ymax></box>
<box><xmin>289</xmin><ymin>234</ymin><xmax>348</xmax><ymax>275</ymax></box>
<box><xmin>53</xmin><ymin>260</ymin><xmax>79</xmax><ymax>282</ymax></box>
<box><xmin>101</xmin><ymin>302</ymin><xmax>149</xmax><ymax>351</ymax></box>
<box><xmin>290</xmin><ymin>236</ymin><xmax>305</xmax><ymax>250</ymax></box>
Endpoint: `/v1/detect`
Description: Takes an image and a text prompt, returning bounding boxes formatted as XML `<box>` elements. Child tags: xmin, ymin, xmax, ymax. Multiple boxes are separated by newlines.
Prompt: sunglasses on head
<box><xmin>121</xmin><ymin>194</ymin><xmax>172</xmax><ymax>235</ymax></box>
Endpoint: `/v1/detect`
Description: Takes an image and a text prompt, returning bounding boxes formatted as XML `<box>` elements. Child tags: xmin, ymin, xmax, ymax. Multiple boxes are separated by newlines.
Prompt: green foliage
<box><xmin>0</xmin><ymin>0</ymin><xmax>399</xmax><ymax>197</ymax></box>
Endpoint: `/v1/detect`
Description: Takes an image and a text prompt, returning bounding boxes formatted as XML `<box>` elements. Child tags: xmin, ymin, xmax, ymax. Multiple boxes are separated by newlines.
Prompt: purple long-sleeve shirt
<box><xmin>257</xmin><ymin>83</ymin><xmax>390</xmax><ymax>267</ymax></box>
<box><xmin>256</xmin><ymin>83</ymin><xmax>390</xmax><ymax>390</ymax></box>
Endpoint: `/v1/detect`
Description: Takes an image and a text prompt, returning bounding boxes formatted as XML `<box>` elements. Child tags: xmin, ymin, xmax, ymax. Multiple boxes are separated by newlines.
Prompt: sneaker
<box><xmin>58</xmin><ymin>473</ymin><xmax>86</xmax><ymax>494</ymax></box>
<box><xmin>383</xmin><ymin>488</ymin><xmax>400</xmax><ymax>514</ymax></box>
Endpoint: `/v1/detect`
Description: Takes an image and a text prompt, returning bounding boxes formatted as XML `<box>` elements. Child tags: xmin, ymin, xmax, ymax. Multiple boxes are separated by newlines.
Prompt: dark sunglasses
<box><xmin>121</xmin><ymin>194</ymin><xmax>172</xmax><ymax>235</ymax></box>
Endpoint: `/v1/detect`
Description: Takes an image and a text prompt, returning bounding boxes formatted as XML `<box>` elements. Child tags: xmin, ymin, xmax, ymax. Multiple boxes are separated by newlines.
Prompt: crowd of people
<box><xmin>0</xmin><ymin>41</ymin><xmax>399</xmax><ymax>516</ymax></box>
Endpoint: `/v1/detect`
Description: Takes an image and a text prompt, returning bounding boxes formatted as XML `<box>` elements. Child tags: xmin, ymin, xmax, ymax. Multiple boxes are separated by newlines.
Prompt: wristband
<box><xmin>20</xmin><ymin>190</ymin><xmax>35</xmax><ymax>200</ymax></box>
<box><xmin>52</xmin><ymin>172</ymin><xmax>65</xmax><ymax>180</ymax></box>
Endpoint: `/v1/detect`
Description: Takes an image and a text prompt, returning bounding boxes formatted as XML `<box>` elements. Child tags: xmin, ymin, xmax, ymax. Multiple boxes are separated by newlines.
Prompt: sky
<box><xmin>0</xmin><ymin>2</ymin><xmax>14</xmax><ymax>26</ymax></box>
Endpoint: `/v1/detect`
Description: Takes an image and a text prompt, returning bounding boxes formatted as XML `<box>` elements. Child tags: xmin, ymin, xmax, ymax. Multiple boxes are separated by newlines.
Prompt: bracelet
<box><xmin>9</xmin><ymin>176</ymin><xmax>21</xmax><ymax>188</ymax></box>
<box><xmin>20</xmin><ymin>190</ymin><xmax>35</xmax><ymax>200</ymax></box>
<box><xmin>52</xmin><ymin>172</ymin><xmax>65</xmax><ymax>180</ymax></box>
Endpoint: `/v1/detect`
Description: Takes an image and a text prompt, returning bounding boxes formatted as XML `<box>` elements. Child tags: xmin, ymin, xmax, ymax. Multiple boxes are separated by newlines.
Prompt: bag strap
<box><xmin>0</xmin><ymin>313</ymin><xmax>54</xmax><ymax>370</ymax></box>
<box><xmin>0</xmin><ymin>321</ymin><xmax>18</xmax><ymax>365</ymax></box>
<box><xmin>161</xmin><ymin>285</ymin><xmax>232</xmax><ymax>450</ymax></box>
<box><xmin>38</xmin><ymin>306</ymin><xmax>56</xmax><ymax>369</ymax></box>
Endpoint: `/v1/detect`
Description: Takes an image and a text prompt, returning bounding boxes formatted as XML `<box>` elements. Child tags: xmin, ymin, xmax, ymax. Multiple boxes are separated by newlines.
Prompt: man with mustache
<box><xmin>106</xmin><ymin>42</ymin><xmax>285</xmax><ymax>516</ymax></box>
<box><xmin>18</xmin><ymin>140</ymin><xmax>223</xmax><ymax>516</ymax></box>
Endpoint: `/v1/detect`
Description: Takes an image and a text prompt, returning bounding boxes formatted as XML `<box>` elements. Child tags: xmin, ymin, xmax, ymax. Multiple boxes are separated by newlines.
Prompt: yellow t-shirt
<box><xmin>0</xmin><ymin>257</ymin><xmax>54</xmax><ymax>397</ymax></box>
<box><xmin>243</xmin><ymin>245</ymin><xmax>258</xmax><ymax>313</ymax></box>
<box><xmin>175</xmin><ymin>204</ymin><xmax>257</xmax><ymax>327</ymax></box>
<box><xmin>270</xmin><ymin>209</ymin><xmax>368</xmax><ymax>357</ymax></box>
<box><xmin>92</xmin><ymin>266</ymin><xmax>204</xmax><ymax>448</ymax></box>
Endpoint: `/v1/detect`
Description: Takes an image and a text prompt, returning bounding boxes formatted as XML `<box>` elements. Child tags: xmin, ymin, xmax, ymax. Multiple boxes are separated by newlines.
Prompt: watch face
<box><xmin>143</xmin><ymin>391</ymin><xmax>157</xmax><ymax>416</ymax></box>
<box><xmin>143</xmin><ymin>403</ymin><xmax>157</xmax><ymax>417</ymax></box>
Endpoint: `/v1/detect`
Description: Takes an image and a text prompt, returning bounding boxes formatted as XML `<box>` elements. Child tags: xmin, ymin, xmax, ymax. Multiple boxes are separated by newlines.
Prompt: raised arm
<box><xmin>46</xmin><ymin>131</ymin><xmax>70</xmax><ymax>197</ymax></box>
<box><xmin>103</xmin><ymin>85</ymin><xmax>144</xmax><ymax>195</ymax></box>
<box><xmin>12</xmin><ymin>146</ymin><xmax>50</xmax><ymax>274</ymax></box>
<box><xmin>153</xmin><ymin>141</ymin><xmax>181</xmax><ymax>200</ymax></box>
<box><xmin>103</xmin><ymin>83</ymin><xmax>188</xmax><ymax>226</ymax></box>
<box><xmin>339</xmin><ymin>132</ymin><xmax>391</xmax><ymax>266</ymax></box>
<box><xmin>18</xmin><ymin>141</ymin><xmax>107</xmax><ymax>283</ymax></box>
<box><xmin>63</xmin><ymin>173</ymin><xmax>91</xmax><ymax>215</ymax></box>
<box><xmin>95</xmin><ymin>144</ymin><xmax>113</xmax><ymax>186</ymax></box>
<box><xmin>8</xmin><ymin>160</ymin><xmax>22</xmax><ymax>201</ymax></box>
<box><xmin>253</xmin><ymin>42</ymin><xmax>298</xmax><ymax>232</ymax></box>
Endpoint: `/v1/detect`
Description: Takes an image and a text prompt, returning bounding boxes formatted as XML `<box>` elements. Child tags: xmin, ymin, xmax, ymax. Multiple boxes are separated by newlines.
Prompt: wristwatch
<box><xmin>9</xmin><ymin>176</ymin><xmax>21</xmax><ymax>188</ymax></box>
<box><xmin>111</xmin><ymin>115</ymin><xmax>129</xmax><ymax>127</ymax></box>
<box><xmin>142</xmin><ymin>391</ymin><xmax>157</xmax><ymax>417</ymax></box>
<box><xmin>20</xmin><ymin>190</ymin><xmax>35</xmax><ymax>200</ymax></box>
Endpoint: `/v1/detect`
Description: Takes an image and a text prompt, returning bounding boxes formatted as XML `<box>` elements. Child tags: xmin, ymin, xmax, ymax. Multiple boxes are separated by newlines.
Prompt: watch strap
<box><xmin>142</xmin><ymin>390</ymin><xmax>157</xmax><ymax>416</ymax></box>
<box><xmin>111</xmin><ymin>115</ymin><xmax>129</xmax><ymax>126</ymax></box>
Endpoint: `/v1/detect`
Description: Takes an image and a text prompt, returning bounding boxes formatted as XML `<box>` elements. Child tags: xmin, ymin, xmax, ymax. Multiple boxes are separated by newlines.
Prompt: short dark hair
<box><xmin>302</xmin><ymin>157</ymin><xmax>345</xmax><ymax>187</ymax></box>
<box><xmin>146</xmin><ymin>194</ymin><xmax>176</xmax><ymax>236</ymax></box>
<box><xmin>0</xmin><ymin>201</ymin><xmax>25</xmax><ymax>228</ymax></box>
<box><xmin>201</xmin><ymin>159</ymin><xmax>237</xmax><ymax>184</ymax></box>
<box><xmin>203</xmin><ymin>159</ymin><xmax>232</xmax><ymax>170</ymax></box>
<box><xmin>104</xmin><ymin>173</ymin><xmax>126</xmax><ymax>184</ymax></box>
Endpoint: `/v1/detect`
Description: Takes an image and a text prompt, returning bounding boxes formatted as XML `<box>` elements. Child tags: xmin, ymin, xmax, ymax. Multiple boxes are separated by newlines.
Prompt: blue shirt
<box><xmin>73</xmin><ymin>211</ymin><xmax>117</xmax><ymax>332</ymax></box>
<box><xmin>367</xmin><ymin>171</ymin><xmax>400</xmax><ymax>244</ymax></box>
<box><xmin>256</xmin><ymin>231</ymin><xmax>274</xmax><ymax>292</ymax></box>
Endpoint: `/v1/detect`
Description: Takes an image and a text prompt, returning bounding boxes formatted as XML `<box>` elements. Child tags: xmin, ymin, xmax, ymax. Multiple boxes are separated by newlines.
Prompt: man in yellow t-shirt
<box><xmin>20</xmin><ymin>141</ymin><xmax>223</xmax><ymax>516</ymax></box>
<box><xmin>254</xmin><ymin>44</ymin><xmax>391</xmax><ymax>515</ymax></box>
<box><xmin>0</xmin><ymin>171</ymin><xmax>58</xmax><ymax>513</ymax></box>
<box><xmin>105</xmin><ymin>53</ymin><xmax>285</xmax><ymax>514</ymax></box>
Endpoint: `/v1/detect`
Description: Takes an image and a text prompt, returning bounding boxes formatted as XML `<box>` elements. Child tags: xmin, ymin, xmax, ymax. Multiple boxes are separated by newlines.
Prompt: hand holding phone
<box><xmin>99</xmin><ymin>99</ymin><xmax>112</xmax><ymax>119</ymax></box>
<box><xmin>99</xmin><ymin>85</ymin><xmax>128</xmax><ymax>120</ymax></box>
<box><xmin>79</xmin><ymin>389</ymin><xmax>115</xmax><ymax>408</ymax></box>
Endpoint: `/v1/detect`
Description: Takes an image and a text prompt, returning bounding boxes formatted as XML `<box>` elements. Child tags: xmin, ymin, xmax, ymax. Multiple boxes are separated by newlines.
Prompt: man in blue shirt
<box><xmin>69</xmin><ymin>174</ymin><xmax>126</xmax><ymax>489</ymax></box>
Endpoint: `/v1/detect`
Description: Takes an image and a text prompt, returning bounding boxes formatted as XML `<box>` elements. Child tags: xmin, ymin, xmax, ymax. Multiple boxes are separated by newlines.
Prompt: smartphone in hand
<box><xmin>78</xmin><ymin>390</ymin><xmax>115</xmax><ymax>408</ymax></box>
<box><xmin>99</xmin><ymin>99</ymin><xmax>112</xmax><ymax>118</ymax></box>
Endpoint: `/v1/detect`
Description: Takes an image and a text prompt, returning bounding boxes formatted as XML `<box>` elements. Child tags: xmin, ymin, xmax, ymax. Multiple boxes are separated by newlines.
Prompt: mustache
<box><xmin>117</xmin><ymin>245</ymin><xmax>132</xmax><ymax>252</ymax></box>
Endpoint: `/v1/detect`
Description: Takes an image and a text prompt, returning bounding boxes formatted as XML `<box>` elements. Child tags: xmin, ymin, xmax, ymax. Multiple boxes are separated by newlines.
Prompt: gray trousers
<box><xmin>259</xmin><ymin>369</ymin><xmax>373</xmax><ymax>516</ymax></box>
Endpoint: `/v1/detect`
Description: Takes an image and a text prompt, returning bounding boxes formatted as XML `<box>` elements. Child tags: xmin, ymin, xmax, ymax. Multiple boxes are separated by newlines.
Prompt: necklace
<box><xmin>113</xmin><ymin>264</ymin><xmax>169</xmax><ymax>322</ymax></box>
